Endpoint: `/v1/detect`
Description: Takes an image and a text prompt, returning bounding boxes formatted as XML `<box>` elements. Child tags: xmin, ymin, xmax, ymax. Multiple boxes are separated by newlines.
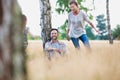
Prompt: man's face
<box><xmin>50</xmin><ymin>30</ymin><xmax>58</xmax><ymax>40</ymax></box>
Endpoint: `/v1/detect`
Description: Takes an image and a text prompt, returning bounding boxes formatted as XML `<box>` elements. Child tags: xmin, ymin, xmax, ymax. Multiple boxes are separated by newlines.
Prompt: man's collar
<box><xmin>50</xmin><ymin>40</ymin><xmax>59</xmax><ymax>44</ymax></box>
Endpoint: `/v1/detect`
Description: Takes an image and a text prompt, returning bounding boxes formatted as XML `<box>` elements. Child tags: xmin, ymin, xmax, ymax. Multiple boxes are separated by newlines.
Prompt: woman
<box><xmin>66</xmin><ymin>1</ymin><xmax>98</xmax><ymax>49</ymax></box>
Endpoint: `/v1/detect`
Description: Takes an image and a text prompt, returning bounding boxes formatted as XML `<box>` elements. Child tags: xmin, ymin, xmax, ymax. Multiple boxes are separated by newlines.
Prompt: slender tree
<box><xmin>106</xmin><ymin>0</ymin><xmax>113</xmax><ymax>44</ymax></box>
<box><xmin>0</xmin><ymin>0</ymin><xmax>26</xmax><ymax>80</ymax></box>
<box><xmin>39</xmin><ymin>0</ymin><xmax>52</xmax><ymax>49</ymax></box>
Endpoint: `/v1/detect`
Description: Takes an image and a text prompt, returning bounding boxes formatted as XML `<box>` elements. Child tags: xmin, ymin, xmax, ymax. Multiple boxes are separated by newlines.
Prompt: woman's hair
<box><xmin>69</xmin><ymin>0</ymin><xmax>78</xmax><ymax>7</ymax></box>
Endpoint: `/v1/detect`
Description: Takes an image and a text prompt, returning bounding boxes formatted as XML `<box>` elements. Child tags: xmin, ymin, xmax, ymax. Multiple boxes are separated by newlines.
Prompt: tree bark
<box><xmin>0</xmin><ymin>0</ymin><xmax>26</xmax><ymax>80</ymax></box>
<box><xmin>39</xmin><ymin>0</ymin><xmax>52</xmax><ymax>49</ymax></box>
<box><xmin>106</xmin><ymin>0</ymin><xmax>113</xmax><ymax>44</ymax></box>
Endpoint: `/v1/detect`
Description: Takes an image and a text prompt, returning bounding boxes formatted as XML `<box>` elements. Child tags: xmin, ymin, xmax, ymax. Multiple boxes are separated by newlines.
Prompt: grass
<box><xmin>26</xmin><ymin>40</ymin><xmax>120</xmax><ymax>80</ymax></box>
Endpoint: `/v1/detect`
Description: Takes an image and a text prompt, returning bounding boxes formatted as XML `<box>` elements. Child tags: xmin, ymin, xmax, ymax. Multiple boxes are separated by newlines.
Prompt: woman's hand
<box><xmin>66</xmin><ymin>29</ymin><xmax>70</xmax><ymax>41</ymax></box>
<box><xmin>66</xmin><ymin>34</ymin><xmax>70</xmax><ymax>41</ymax></box>
<box><xmin>95</xmin><ymin>29</ymin><xmax>99</xmax><ymax>33</ymax></box>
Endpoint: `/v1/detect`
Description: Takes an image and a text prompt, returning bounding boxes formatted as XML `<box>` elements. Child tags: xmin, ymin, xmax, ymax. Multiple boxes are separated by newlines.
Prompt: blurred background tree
<box><xmin>0</xmin><ymin>0</ymin><xmax>26</xmax><ymax>80</ymax></box>
<box><xmin>58</xmin><ymin>20</ymin><xmax>68</xmax><ymax>40</ymax></box>
<box><xmin>85</xmin><ymin>24</ymin><xmax>96</xmax><ymax>40</ymax></box>
<box><xmin>112</xmin><ymin>24</ymin><xmax>120</xmax><ymax>40</ymax></box>
<box><xmin>96</xmin><ymin>14</ymin><xmax>108</xmax><ymax>40</ymax></box>
<box><xmin>27</xmin><ymin>33</ymin><xmax>41</xmax><ymax>40</ymax></box>
<box><xmin>106</xmin><ymin>0</ymin><xmax>113</xmax><ymax>43</ymax></box>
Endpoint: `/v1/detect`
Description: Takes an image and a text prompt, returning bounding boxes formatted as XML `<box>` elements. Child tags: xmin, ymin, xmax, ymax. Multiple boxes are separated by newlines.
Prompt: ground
<box><xmin>26</xmin><ymin>40</ymin><xmax>120</xmax><ymax>80</ymax></box>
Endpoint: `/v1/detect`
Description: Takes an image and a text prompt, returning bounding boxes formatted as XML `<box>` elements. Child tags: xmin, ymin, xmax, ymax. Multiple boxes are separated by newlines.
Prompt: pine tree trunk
<box><xmin>106</xmin><ymin>0</ymin><xmax>113</xmax><ymax>44</ymax></box>
<box><xmin>39</xmin><ymin>0</ymin><xmax>52</xmax><ymax>49</ymax></box>
<box><xmin>0</xmin><ymin>0</ymin><xmax>26</xmax><ymax>80</ymax></box>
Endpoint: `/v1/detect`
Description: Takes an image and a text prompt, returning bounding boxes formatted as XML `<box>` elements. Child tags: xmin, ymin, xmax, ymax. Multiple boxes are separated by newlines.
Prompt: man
<box><xmin>21</xmin><ymin>14</ymin><xmax>38</xmax><ymax>49</ymax></box>
<box><xmin>21</xmin><ymin>14</ymin><xmax>28</xmax><ymax>49</ymax></box>
<box><xmin>45</xmin><ymin>28</ymin><xmax>66</xmax><ymax>60</ymax></box>
<box><xmin>66</xmin><ymin>1</ymin><xmax>98</xmax><ymax>49</ymax></box>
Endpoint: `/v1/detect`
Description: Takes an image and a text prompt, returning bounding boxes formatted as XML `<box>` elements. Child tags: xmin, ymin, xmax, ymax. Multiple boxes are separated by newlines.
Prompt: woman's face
<box><xmin>69</xmin><ymin>4</ymin><xmax>78</xmax><ymax>13</ymax></box>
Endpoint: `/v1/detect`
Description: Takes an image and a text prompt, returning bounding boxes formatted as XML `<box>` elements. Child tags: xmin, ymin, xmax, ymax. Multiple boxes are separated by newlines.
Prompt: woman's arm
<box><xmin>89</xmin><ymin>22</ymin><xmax>99</xmax><ymax>33</ymax></box>
<box><xmin>83</xmin><ymin>11</ymin><xmax>99</xmax><ymax>33</ymax></box>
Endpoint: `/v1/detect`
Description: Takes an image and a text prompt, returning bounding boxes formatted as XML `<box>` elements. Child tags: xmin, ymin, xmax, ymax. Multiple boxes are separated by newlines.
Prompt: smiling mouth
<box><xmin>52</xmin><ymin>36</ymin><xmax>57</xmax><ymax>38</ymax></box>
<box><xmin>52</xmin><ymin>36</ymin><xmax>57</xmax><ymax>39</ymax></box>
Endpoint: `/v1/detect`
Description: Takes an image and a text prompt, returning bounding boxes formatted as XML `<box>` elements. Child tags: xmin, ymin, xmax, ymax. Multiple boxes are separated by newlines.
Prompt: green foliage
<box><xmin>56</xmin><ymin>0</ymin><xmax>70</xmax><ymax>14</ymax></box>
<box><xmin>79</xmin><ymin>5</ymin><xmax>88</xmax><ymax>12</ymax></box>
<box><xmin>56</xmin><ymin>8</ymin><xmax>65</xmax><ymax>14</ymax></box>
<box><xmin>89</xmin><ymin>13</ymin><xmax>94</xmax><ymax>20</ymax></box>
<box><xmin>85</xmin><ymin>25</ymin><xmax>96</xmax><ymax>40</ymax></box>
<box><xmin>56</xmin><ymin>0</ymin><xmax>92</xmax><ymax>14</ymax></box>
<box><xmin>27</xmin><ymin>34</ymin><xmax>41</xmax><ymax>40</ymax></box>
<box><xmin>112</xmin><ymin>25</ymin><xmax>120</xmax><ymax>40</ymax></box>
<box><xmin>58</xmin><ymin>20</ymin><xmax>68</xmax><ymax>40</ymax></box>
<box><xmin>96</xmin><ymin>14</ymin><xmax>108</xmax><ymax>40</ymax></box>
<box><xmin>96</xmin><ymin>14</ymin><xmax>107</xmax><ymax>31</ymax></box>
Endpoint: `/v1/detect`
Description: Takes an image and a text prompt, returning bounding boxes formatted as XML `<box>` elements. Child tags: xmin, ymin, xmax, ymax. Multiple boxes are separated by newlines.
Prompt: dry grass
<box><xmin>26</xmin><ymin>40</ymin><xmax>120</xmax><ymax>80</ymax></box>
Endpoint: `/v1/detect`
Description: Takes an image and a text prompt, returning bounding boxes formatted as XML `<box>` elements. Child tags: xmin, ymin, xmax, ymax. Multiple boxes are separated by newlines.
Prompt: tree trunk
<box><xmin>106</xmin><ymin>0</ymin><xmax>113</xmax><ymax>44</ymax></box>
<box><xmin>0</xmin><ymin>0</ymin><xmax>26</xmax><ymax>80</ymax></box>
<box><xmin>39</xmin><ymin>0</ymin><xmax>52</xmax><ymax>49</ymax></box>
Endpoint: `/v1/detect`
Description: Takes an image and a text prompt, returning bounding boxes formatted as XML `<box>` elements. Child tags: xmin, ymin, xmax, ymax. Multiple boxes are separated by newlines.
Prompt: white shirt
<box><xmin>45</xmin><ymin>40</ymin><xmax>66</xmax><ymax>54</ymax></box>
<box><xmin>67</xmin><ymin>11</ymin><xmax>91</xmax><ymax>38</ymax></box>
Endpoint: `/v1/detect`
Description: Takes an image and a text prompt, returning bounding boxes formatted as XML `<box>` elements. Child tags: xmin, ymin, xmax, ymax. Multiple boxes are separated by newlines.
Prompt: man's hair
<box><xmin>48</xmin><ymin>28</ymin><xmax>59</xmax><ymax>41</ymax></box>
<box><xmin>69</xmin><ymin>0</ymin><xmax>78</xmax><ymax>7</ymax></box>
<box><xmin>22</xmin><ymin>14</ymin><xmax>27</xmax><ymax>22</ymax></box>
<box><xmin>50</xmin><ymin>28</ymin><xmax>59</xmax><ymax>33</ymax></box>
<box><xmin>21</xmin><ymin>14</ymin><xmax>27</xmax><ymax>30</ymax></box>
